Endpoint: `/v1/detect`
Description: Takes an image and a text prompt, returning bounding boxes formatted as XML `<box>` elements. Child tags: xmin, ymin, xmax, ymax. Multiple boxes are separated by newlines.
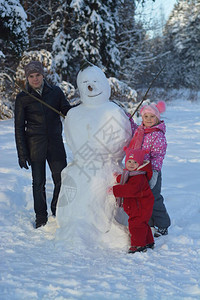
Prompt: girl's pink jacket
<box><xmin>129</xmin><ymin>118</ymin><xmax>167</xmax><ymax>171</ymax></box>
<box><xmin>141</xmin><ymin>121</ymin><xmax>167</xmax><ymax>171</ymax></box>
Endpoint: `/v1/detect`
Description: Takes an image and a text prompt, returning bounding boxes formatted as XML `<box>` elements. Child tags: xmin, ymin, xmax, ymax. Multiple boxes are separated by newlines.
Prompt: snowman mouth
<box><xmin>87</xmin><ymin>92</ymin><xmax>102</xmax><ymax>97</ymax></box>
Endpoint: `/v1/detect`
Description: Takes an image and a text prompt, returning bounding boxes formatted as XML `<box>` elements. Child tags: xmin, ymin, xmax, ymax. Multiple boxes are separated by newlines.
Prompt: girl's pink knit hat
<box><xmin>140</xmin><ymin>100</ymin><xmax>166</xmax><ymax>120</ymax></box>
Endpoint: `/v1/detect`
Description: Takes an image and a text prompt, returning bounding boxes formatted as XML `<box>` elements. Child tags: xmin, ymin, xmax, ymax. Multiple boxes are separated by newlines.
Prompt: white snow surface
<box><xmin>0</xmin><ymin>97</ymin><xmax>200</xmax><ymax>300</ymax></box>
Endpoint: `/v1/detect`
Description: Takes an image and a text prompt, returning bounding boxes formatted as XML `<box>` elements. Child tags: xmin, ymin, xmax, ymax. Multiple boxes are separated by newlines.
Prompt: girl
<box><xmin>108</xmin><ymin>148</ymin><xmax>155</xmax><ymax>253</ymax></box>
<box><xmin>129</xmin><ymin>101</ymin><xmax>171</xmax><ymax>237</ymax></box>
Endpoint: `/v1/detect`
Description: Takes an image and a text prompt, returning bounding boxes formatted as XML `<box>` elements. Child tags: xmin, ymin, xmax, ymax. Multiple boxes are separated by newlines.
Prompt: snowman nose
<box><xmin>88</xmin><ymin>85</ymin><xmax>93</xmax><ymax>91</ymax></box>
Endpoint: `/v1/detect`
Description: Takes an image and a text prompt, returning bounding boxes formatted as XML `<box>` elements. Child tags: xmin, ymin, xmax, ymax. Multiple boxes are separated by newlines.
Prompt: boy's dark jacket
<box><xmin>15</xmin><ymin>81</ymin><xmax>71</xmax><ymax>162</ymax></box>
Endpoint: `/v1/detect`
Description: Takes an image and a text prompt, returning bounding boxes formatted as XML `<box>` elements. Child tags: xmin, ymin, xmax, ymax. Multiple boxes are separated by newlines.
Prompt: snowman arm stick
<box><xmin>129</xmin><ymin>64</ymin><xmax>166</xmax><ymax>119</ymax></box>
<box><xmin>15</xmin><ymin>82</ymin><xmax>66</xmax><ymax>119</ymax></box>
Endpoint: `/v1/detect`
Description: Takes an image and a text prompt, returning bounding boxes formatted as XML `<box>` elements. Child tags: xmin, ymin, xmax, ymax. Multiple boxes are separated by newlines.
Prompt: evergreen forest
<box><xmin>0</xmin><ymin>0</ymin><xmax>199</xmax><ymax>118</ymax></box>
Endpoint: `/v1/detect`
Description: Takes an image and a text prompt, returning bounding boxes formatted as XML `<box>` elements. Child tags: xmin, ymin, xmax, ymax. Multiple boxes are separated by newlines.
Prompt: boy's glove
<box><xmin>19</xmin><ymin>157</ymin><xmax>31</xmax><ymax>169</ymax></box>
<box><xmin>149</xmin><ymin>170</ymin><xmax>158</xmax><ymax>189</ymax></box>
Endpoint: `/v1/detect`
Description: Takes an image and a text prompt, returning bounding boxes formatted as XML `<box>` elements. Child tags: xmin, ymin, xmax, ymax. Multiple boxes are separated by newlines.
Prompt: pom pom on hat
<box><xmin>140</xmin><ymin>100</ymin><xmax>166</xmax><ymax>120</ymax></box>
<box><xmin>156</xmin><ymin>100</ymin><xmax>166</xmax><ymax>113</ymax></box>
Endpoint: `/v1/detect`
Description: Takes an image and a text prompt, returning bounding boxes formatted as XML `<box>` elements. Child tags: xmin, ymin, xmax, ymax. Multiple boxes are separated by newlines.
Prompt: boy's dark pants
<box><xmin>31</xmin><ymin>159</ymin><xmax>67</xmax><ymax>220</ymax></box>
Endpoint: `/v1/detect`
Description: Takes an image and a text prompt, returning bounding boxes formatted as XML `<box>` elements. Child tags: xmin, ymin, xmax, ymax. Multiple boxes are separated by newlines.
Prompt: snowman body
<box><xmin>56</xmin><ymin>66</ymin><xmax>132</xmax><ymax>249</ymax></box>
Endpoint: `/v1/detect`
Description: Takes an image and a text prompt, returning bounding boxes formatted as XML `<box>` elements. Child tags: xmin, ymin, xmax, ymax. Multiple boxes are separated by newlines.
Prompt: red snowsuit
<box><xmin>113</xmin><ymin>161</ymin><xmax>154</xmax><ymax>247</ymax></box>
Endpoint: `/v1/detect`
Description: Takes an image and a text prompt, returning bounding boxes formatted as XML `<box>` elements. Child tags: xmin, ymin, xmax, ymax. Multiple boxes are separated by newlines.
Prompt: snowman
<box><xmin>56</xmin><ymin>63</ymin><xmax>132</xmax><ymax>249</ymax></box>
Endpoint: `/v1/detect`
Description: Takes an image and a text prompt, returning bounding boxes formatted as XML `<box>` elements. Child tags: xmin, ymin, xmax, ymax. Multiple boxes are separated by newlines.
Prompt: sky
<box><xmin>0</xmin><ymin>90</ymin><xmax>200</xmax><ymax>299</ymax></box>
<box><xmin>140</xmin><ymin>0</ymin><xmax>178</xmax><ymax>18</ymax></box>
<box><xmin>136</xmin><ymin>0</ymin><xmax>178</xmax><ymax>36</ymax></box>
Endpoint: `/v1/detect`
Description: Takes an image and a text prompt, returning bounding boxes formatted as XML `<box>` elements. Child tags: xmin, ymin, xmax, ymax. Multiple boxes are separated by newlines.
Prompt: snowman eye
<box><xmin>83</xmin><ymin>81</ymin><xmax>88</xmax><ymax>83</ymax></box>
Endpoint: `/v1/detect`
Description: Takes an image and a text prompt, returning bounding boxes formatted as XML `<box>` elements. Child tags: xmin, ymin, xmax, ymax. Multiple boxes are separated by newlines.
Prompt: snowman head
<box><xmin>77</xmin><ymin>64</ymin><xmax>111</xmax><ymax>106</ymax></box>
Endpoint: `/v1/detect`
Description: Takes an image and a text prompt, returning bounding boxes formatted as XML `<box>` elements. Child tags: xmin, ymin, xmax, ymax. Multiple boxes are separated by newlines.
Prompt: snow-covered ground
<box><xmin>0</xmin><ymin>98</ymin><xmax>200</xmax><ymax>300</ymax></box>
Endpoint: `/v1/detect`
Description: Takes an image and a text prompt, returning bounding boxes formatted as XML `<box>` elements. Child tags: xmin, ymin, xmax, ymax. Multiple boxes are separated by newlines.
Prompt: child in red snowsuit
<box><xmin>109</xmin><ymin>148</ymin><xmax>155</xmax><ymax>253</ymax></box>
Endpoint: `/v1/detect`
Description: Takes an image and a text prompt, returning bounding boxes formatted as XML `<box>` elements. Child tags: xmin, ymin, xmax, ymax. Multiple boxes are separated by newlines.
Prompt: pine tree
<box><xmin>20</xmin><ymin>0</ymin><xmax>60</xmax><ymax>51</ymax></box>
<box><xmin>163</xmin><ymin>0</ymin><xmax>200</xmax><ymax>88</ymax></box>
<box><xmin>46</xmin><ymin>0</ymin><xmax>121</xmax><ymax>85</ymax></box>
<box><xmin>0</xmin><ymin>0</ymin><xmax>29</xmax><ymax>58</ymax></box>
<box><xmin>117</xmin><ymin>0</ymin><xmax>159</xmax><ymax>89</ymax></box>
